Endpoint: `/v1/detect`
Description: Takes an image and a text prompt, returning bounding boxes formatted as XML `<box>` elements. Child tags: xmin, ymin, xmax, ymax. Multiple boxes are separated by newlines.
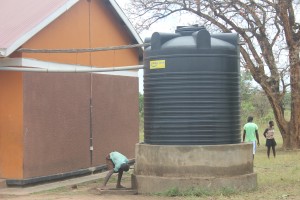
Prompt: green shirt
<box><xmin>244</xmin><ymin>122</ymin><xmax>258</xmax><ymax>142</ymax></box>
<box><xmin>110</xmin><ymin>151</ymin><xmax>129</xmax><ymax>172</ymax></box>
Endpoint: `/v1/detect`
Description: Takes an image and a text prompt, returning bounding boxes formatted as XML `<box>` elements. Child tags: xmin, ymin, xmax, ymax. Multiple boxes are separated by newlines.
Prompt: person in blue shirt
<box><xmin>100</xmin><ymin>151</ymin><xmax>130</xmax><ymax>190</ymax></box>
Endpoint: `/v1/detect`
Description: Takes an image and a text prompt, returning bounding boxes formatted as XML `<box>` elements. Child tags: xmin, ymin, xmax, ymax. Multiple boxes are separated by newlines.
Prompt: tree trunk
<box><xmin>284</xmin><ymin>100</ymin><xmax>300</xmax><ymax>149</ymax></box>
<box><xmin>264</xmin><ymin>91</ymin><xmax>289</xmax><ymax>149</ymax></box>
<box><xmin>285</xmin><ymin>50</ymin><xmax>300</xmax><ymax>149</ymax></box>
<box><xmin>261</xmin><ymin>74</ymin><xmax>300</xmax><ymax>150</ymax></box>
<box><xmin>267</xmin><ymin>97</ymin><xmax>300</xmax><ymax>150</ymax></box>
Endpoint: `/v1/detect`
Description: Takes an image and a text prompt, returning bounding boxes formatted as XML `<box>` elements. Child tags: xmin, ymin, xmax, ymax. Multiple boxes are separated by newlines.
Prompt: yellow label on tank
<box><xmin>150</xmin><ymin>60</ymin><xmax>165</xmax><ymax>69</ymax></box>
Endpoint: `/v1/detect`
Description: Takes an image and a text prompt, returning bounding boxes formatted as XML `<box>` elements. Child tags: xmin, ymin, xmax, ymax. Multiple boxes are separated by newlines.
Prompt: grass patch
<box><xmin>155</xmin><ymin>187</ymin><xmax>239</xmax><ymax>197</ymax></box>
<box><xmin>36</xmin><ymin>186</ymin><xmax>69</xmax><ymax>194</ymax></box>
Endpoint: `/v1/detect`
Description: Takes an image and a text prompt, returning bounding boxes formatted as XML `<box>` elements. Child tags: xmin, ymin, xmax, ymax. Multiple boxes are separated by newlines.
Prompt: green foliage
<box><xmin>240</xmin><ymin>70</ymin><xmax>256</xmax><ymax>101</ymax></box>
<box><xmin>139</xmin><ymin>93</ymin><xmax>144</xmax><ymax>142</ymax></box>
<box><xmin>251</xmin><ymin>92</ymin><xmax>272</xmax><ymax>120</ymax></box>
<box><xmin>139</xmin><ymin>93</ymin><xmax>144</xmax><ymax>117</ymax></box>
<box><xmin>158</xmin><ymin>187</ymin><xmax>180</xmax><ymax>197</ymax></box>
<box><xmin>283</xmin><ymin>92</ymin><xmax>291</xmax><ymax>110</ymax></box>
<box><xmin>241</xmin><ymin>101</ymin><xmax>255</xmax><ymax>121</ymax></box>
<box><xmin>240</xmin><ymin>71</ymin><xmax>274</xmax><ymax>126</ymax></box>
<box><xmin>139</xmin><ymin>114</ymin><xmax>144</xmax><ymax>142</ymax></box>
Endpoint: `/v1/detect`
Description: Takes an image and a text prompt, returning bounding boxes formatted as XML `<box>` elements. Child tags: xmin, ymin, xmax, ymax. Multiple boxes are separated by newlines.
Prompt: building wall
<box><xmin>21</xmin><ymin>0</ymin><xmax>139</xmax><ymax>67</ymax></box>
<box><xmin>0</xmin><ymin>71</ymin><xmax>24</xmax><ymax>179</ymax></box>
<box><xmin>21</xmin><ymin>72</ymin><xmax>138</xmax><ymax>178</ymax></box>
<box><xmin>92</xmin><ymin>74</ymin><xmax>139</xmax><ymax>165</ymax></box>
<box><xmin>22</xmin><ymin>73</ymin><xmax>91</xmax><ymax>178</ymax></box>
<box><xmin>3</xmin><ymin>0</ymin><xmax>140</xmax><ymax>179</ymax></box>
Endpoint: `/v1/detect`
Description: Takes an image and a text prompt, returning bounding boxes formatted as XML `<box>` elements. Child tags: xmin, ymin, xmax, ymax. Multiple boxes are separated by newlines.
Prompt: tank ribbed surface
<box><xmin>143</xmin><ymin>26</ymin><xmax>240</xmax><ymax>145</ymax></box>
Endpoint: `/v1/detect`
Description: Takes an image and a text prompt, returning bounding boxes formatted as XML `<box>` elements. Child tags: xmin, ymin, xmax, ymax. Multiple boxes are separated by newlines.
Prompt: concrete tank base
<box><xmin>132</xmin><ymin>143</ymin><xmax>257</xmax><ymax>194</ymax></box>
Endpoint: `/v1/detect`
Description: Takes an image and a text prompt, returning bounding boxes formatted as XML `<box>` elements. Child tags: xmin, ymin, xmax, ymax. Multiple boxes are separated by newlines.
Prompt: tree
<box><xmin>240</xmin><ymin>70</ymin><xmax>256</xmax><ymax>121</ymax></box>
<box><xmin>126</xmin><ymin>0</ymin><xmax>300</xmax><ymax>149</ymax></box>
<box><xmin>240</xmin><ymin>70</ymin><xmax>256</xmax><ymax>102</ymax></box>
<box><xmin>252</xmin><ymin>91</ymin><xmax>273</xmax><ymax>120</ymax></box>
<box><xmin>240</xmin><ymin>71</ymin><xmax>274</xmax><ymax>124</ymax></box>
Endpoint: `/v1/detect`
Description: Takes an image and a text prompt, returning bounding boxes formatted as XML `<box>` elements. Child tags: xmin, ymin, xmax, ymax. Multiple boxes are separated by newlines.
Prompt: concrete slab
<box><xmin>0</xmin><ymin>172</ymin><xmax>106</xmax><ymax>196</ymax></box>
<box><xmin>0</xmin><ymin>179</ymin><xmax>6</xmax><ymax>189</ymax></box>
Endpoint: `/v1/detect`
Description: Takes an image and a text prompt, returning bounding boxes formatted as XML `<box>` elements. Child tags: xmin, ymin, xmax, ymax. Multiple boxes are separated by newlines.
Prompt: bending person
<box><xmin>100</xmin><ymin>151</ymin><xmax>130</xmax><ymax>190</ymax></box>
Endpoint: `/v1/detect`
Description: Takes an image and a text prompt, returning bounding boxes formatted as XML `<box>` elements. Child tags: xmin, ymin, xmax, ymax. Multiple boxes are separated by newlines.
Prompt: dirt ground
<box><xmin>0</xmin><ymin>174</ymin><xmax>182</xmax><ymax>200</ymax></box>
<box><xmin>0</xmin><ymin>193</ymin><xmax>180</xmax><ymax>200</ymax></box>
<box><xmin>0</xmin><ymin>194</ymin><xmax>182</xmax><ymax>200</ymax></box>
<box><xmin>0</xmin><ymin>183</ymin><xmax>182</xmax><ymax>200</ymax></box>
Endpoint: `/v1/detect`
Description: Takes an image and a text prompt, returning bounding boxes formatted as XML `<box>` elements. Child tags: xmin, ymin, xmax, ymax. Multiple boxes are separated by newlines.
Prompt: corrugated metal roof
<box><xmin>0</xmin><ymin>0</ymin><xmax>79</xmax><ymax>57</ymax></box>
<box><xmin>0</xmin><ymin>0</ymin><xmax>142</xmax><ymax>57</ymax></box>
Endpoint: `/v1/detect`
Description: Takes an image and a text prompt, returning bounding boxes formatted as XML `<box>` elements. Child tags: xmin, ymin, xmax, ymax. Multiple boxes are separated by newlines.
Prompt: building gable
<box><xmin>0</xmin><ymin>0</ymin><xmax>142</xmax><ymax>61</ymax></box>
<box><xmin>21</xmin><ymin>0</ymin><xmax>140</xmax><ymax>67</ymax></box>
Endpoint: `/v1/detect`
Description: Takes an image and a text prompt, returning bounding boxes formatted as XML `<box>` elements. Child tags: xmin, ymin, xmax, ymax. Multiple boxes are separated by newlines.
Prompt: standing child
<box><xmin>243</xmin><ymin>116</ymin><xmax>260</xmax><ymax>159</ymax></box>
<box><xmin>263</xmin><ymin>121</ymin><xmax>277</xmax><ymax>158</ymax></box>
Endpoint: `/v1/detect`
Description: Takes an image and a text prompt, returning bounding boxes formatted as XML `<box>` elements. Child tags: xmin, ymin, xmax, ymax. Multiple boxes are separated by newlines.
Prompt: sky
<box><xmin>115</xmin><ymin>0</ymin><xmax>192</xmax><ymax>93</ymax></box>
<box><xmin>115</xmin><ymin>0</ymin><xmax>300</xmax><ymax>93</ymax></box>
<box><xmin>115</xmin><ymin>0</ymin><xmax>145</xmax><ymax>93</ymax></box>
<box><xmin>115</xmin><ymin>0</ymin><xmax>178</xmax><ymax>39</ymax></box>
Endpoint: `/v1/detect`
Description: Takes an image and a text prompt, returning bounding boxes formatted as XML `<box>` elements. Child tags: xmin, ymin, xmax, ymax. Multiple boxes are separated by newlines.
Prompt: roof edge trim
<box><xmin>108</xmin><ymin>0</ymin><xmax>143</xmax><ymax>45</ymax></box>
<box><xmin>0</xmin><ymin>49</ymin><xmax>6</xmax><ymax>57</ymax></box>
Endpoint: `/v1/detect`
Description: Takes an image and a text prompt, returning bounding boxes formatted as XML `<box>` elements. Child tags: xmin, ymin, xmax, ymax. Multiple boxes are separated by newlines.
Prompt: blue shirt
<box><xmin>110</xmin><ymin>151</ymin><xmax>129</xmax><ymax>172</ymax></box>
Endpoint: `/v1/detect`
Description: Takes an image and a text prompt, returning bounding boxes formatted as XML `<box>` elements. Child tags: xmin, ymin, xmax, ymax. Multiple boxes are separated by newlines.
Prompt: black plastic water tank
<box><xmin>143</xmin><ymin>26</ymin><xmax>241</xmax><ymax>145</ymax></box>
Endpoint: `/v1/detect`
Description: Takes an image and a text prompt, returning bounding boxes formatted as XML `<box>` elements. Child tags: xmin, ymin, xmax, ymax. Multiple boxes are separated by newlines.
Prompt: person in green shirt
<box><xmin>243</xmin><ymin>116</ymin><xmax>260</xmax><ymax>158</ymax></box>
<box><xmin>99</xmin><ymin>151</ymin><xmax>130</xmax><ymax>190</ymax></box>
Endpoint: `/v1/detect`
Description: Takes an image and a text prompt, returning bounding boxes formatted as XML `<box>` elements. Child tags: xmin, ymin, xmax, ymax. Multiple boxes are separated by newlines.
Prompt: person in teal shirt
<box><xmin>100</xmin><ymin>151</ymin><xmax>130</xmax><ymax>190</ymax></box>
<box><xmin>243</xmin><ymin>116</ymin><xmax>260</xmax><ymax>158</ymax></box>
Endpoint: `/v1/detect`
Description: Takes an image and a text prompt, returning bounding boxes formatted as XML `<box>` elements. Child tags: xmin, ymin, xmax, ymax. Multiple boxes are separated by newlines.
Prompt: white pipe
<box><xmin>0</xmin><ymin>65</ymin><xmax>144</xmax><ymax>73</ymax></box>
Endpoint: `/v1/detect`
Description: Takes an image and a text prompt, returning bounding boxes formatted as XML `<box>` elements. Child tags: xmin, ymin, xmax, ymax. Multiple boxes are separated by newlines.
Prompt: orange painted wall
<box><xmin>0</xmin><ymin>0</ymin><xmax>139</xmax><ymax>179</ymax></box>
<box><xmin>0</xmin><ymin>71</ymin><xmax>23</xmax><ymax>179</ymax></box>
<box><xmin>22</xmin><ymin>0</ymin><xmax>139</xmax><ymax>67</ymax></box>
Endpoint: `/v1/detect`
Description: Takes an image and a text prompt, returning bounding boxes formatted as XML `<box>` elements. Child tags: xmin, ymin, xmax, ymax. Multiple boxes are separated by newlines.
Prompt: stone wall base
<box><xmin>132</xmin><ymin>143</ymin><xmax>257</xmax><ymax>194</ymax></box>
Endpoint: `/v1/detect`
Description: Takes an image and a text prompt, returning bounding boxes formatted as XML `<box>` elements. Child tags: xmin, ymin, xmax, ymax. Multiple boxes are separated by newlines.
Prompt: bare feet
<box><xmin>116</xmin><ymin>185</ymin><xmax>126</xmax><ymax>189</ymax></box>
<box><xmin>97</xmin><ymin>186</ymin><xmax>108</xmax><ymax>191</ymax></box>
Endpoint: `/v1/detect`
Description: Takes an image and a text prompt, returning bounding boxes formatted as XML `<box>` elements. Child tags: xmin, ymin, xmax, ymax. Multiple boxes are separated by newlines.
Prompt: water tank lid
<box><xmin>175</xmin><ymin>25</ymin><xmax>205</xmax><ymax>35</ymax></box>
<box><xmin>160</xmin><ymin>37</ymin><xmax>235</xmax><ymax>50</ymax></box>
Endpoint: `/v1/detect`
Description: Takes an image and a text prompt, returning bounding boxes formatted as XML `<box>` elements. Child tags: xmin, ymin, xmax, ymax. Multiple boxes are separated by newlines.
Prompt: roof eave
<box><xmin>108</xmin><ymin>0</ymin><xmax>143</xmax><ymax>61</ymax></box>
<box><xmin>108</xmin><ymin>0</ymin><xmax>143</xmax><ymax>45</ymax></box>
<box><xmin>0</xmin><ymin>49</ymin><xmax>6</xmax><ymax>57</ymax></box>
